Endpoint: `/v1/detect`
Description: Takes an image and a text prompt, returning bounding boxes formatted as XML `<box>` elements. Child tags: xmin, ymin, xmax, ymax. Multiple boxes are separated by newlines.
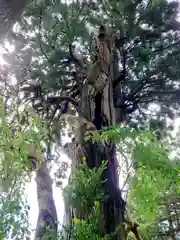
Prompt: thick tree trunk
<box><xmin>86</xmin><ymin>141</ymin><xmax>126</xmax><ymax>238</ymax></box>
<box><xmin>34</xmin><ymin>161</ymin><xmax>58</xmax><ymax>240</ymax></box>
<box><xmin>0</xmin><ymin>0</ymin><xmax>31</xmax><ymax>38</ymax></box>
<box><xmin>63</xmin><ymin>25</ymin><xmax>126</xmax><ymax>239</ymax></box>
<box><xmin>63</xmin><ymin>140</ymin><xmax>126</xmax><ymax>239</ymax></box>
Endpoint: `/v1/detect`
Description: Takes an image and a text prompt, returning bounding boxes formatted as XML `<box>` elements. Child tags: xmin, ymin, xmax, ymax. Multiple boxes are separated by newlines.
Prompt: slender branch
<box><xmin>46</xmin><ymin>96</ymin><xmax>78</xmax><ymax>107</ymax></box>
<box><xmin>38</xmin><ymin>7</ymin><xmax>50</xmax><ymax>63</ymax></box>
<box><xmin>149</xmin><ymin>39</ymin><xmax>180</xmax><ymax>56</ymax></box>
<box><xmin>113</xmin><ymin>70</ymin><xmax>126</xmax><ymax>87</ymax></box>
<box><xmin>113</xmin><ymin>38</ymin><xmax>138</xmax><ymax>87</ymax></box>
<box><xmin>121</xmin><ymin>167</ymin><xmax>134</xmax><ymax>192</ymax></box>
<box><xmin>130</xmin><ymin>77</ymin><xmax>150</xmax><ymax>99</ymax></box>
<box><xmin>125</xmin><ymin>39</ymin><xmax>140</xmax><ymax>54</ymax></box>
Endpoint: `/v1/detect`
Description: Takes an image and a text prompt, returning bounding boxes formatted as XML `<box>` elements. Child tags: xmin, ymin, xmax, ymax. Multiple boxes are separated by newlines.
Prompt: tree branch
<box><xmin>46</xmin><ymin>96</ymin><xmax>78</xmax><ymax>108</ymax></box>
<box><xmin>38</xmin><ymin>7</ymin><xmax>51</xmax><ymax>64</ymax></box>
<box><xmin>113</xmin><ymin>70</ymin><xmax>126</xmax><ymax>87</ymax></box>
<box><xmin>149</xmin><ymin>39</ymin><xmax>180</xmax><ymax>56</ymax></box>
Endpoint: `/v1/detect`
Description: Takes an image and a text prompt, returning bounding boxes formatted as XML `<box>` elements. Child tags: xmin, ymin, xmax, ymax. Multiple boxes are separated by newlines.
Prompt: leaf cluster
<box><xmin>63</xmin><ymin>160</ymin><xmax>107</xmax><ymax>218</ymax></box>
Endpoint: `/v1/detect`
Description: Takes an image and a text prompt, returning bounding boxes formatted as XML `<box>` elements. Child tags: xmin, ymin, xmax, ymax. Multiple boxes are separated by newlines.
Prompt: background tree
<box><xmin>0</xmin><ymin>84</ymin><xmax>50</xmax><ymax>239</ymax></box>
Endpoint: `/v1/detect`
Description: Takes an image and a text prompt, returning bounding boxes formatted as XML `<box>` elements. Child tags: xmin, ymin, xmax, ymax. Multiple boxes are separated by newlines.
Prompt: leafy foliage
<box><xmin>1</xmin><ymin>0</ymin><xmax>180</xmax><ymax>127</ymax></box>
<box><xmin>72</xmin><ymin>202</ymin><xmax>109</xmax><ymax>240</ymax></box>
<box><xmin>62</xmin><ymin>126</ymin><xmax>179</xmax><ymax>239</ymax></box>
<box><xmin>62</xmin><ymin>159</ymin><xmax>111</xmax><ymax>240</ymax></box>
<box><xmin>63</xmin><ymin>159</ymin><xmax>106</xmax><ymax>220</ymax></box>
<box><xmin>0</xmin><ymin>191</ymin><xmax>30</xmax><ymax>240</ymax></box>
<box><xmin>0</xmin><ymin>108</ymin><xmax>178</xmax><ymax>239</ymax></box>
<box><xmin>0</xmin><ymin>101</ymin><xmax>48</xmax><ymax>192</ymax></box>
<box><xmin>89</xmin><ymin>126</ymin><xmax>179</xmax><ymax>227</ymax></box>
<box><xmin>0</xmin><ymin>97</ymin><xmax>48</xmax><ymax>239</ymax></box>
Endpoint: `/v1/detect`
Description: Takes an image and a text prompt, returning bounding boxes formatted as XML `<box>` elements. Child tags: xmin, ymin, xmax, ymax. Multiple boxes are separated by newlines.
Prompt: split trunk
<box><xmin>63</xmin><ymin>26</ymin><xmax>126</xmax><ymax>240</ymax></box>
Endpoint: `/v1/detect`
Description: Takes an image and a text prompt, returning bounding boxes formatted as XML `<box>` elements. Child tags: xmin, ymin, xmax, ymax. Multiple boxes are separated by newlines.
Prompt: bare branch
<box><xmin>46</xmin><ymin>96</ymin><xmax>78</xmax><ymax>108</ymax></box>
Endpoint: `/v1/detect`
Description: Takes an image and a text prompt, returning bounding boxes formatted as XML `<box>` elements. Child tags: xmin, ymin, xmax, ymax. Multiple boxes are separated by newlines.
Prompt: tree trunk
<box><xmin>34</xmin><ymin>161</ymin><xmax>58</xmax><ymax>240</ymax></box>
<box><xmin>63</xmin><ymin>26</ymin><xmax>126</xmax><ymax>239</ymax></box>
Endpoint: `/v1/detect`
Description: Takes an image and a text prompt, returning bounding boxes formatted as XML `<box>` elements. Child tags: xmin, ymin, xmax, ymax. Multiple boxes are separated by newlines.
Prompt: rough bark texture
<box><xmin>63</xmin><ymin>26</ymin><xmax>126</xmax><ymax>240</ymax></box>
<box><xmin>34</xmin><ymin>161</ymin><xmax>57</xmax><ymax>239</ymax></box>
<box><xmin>28</xmin><ymin>156</ymin><xmax>58</xmax><ymax>240</ymax></box>
<box><xmin>0</xmin><ymin>0</ymin><xmax>30</xmax><ymax>38</ymax></box>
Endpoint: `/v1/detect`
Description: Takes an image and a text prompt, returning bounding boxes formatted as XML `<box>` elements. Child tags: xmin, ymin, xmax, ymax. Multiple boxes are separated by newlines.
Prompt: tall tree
<box><xmin>1</xmin><ymin>0</ymin><xmax>180</xmax><ymax>238</ymax></box>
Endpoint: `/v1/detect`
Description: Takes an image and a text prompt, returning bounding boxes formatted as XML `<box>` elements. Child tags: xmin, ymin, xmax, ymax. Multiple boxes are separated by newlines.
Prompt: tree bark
<box><xmin>34</xmin><ymin>161</ymin><xmax>58</xmax><ymax>240</ymax></box>
<box><xmin>63</xmin><ymin>26</ymin><xmax>126</xmax><ymax>239</ymax></box>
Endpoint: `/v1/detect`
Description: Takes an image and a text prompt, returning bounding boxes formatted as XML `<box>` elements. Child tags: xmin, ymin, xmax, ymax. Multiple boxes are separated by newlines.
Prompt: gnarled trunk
<box><xmin>63</xmin><ymin>26</ymin><xmax>126</xmax><ymax>239</ymax></box>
